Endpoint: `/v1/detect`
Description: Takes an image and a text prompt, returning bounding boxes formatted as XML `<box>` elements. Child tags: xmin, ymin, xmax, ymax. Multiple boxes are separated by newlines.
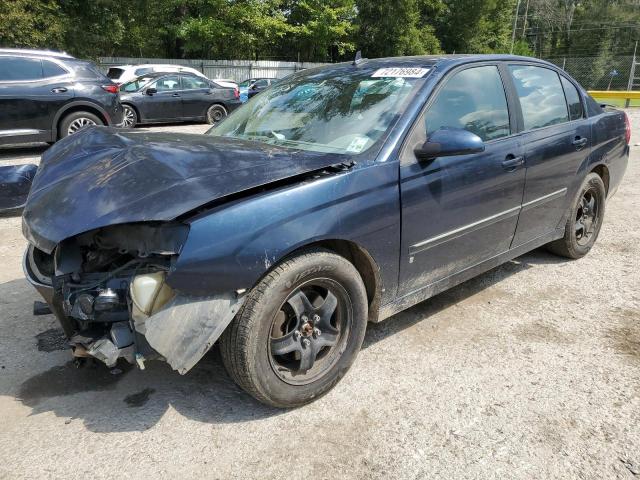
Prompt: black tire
<box><xmin>206</xmin><ymin>104</ymin><xmax>228</xmax><ymax>124</ymax></box>
<box><xmin>546</xmin><ymin>172</ymin><xmax>606</xmax><ymax>259</ymax></box>
<box><xmin>59</xmin><ymin>111</ymin><xmax>103</xmax><ymax>139</ymax></box>
<box><xmin>220</xmin><ymin>248</ymin><xmax>368</xmax><ymax>408</ymax></box>
<box><xmin>122</xmin><ymin>104</ymin><xmax>138</xmax><ymax>128</ymax></box>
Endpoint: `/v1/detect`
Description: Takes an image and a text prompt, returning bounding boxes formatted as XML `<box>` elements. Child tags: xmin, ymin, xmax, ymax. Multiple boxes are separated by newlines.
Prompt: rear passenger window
<box><xmin>42</xmin><ymin>60</ymin><xmax>67</xmax><ymax>78</ymax></box>
<box><xmin>509</xmin><ymin>65</ymin><xmax>569</xmax><ymax>130</ymax></box>
<box><xmin>560</xmin><ymin>76</ymin><xmax>583</xmax><ymax>121</ymax></box>
<box><xmin>0</xmin><ymin>57</ymin><xmax>43</xmax><ymax>81</ymax></box>
<box><xmin>182</xmin><ymin>76</ymin><xmax>210</xmax><ymax>89</ymax></box>
<box><xmin>425</xmin><ymin>65</ymin><xmax>510</xmax><ymax>141</ymax></box>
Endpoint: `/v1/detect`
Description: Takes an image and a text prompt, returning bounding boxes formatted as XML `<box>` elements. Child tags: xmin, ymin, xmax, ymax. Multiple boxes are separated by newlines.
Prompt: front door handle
<box><xmin>51</xmin><ymin>87</ymin><xmax>67</xmax><ymax>93</ymax></box>
<box><xmin>502</xmin><ymin>155</ymin><xmax>525</xmax><ymax>171</ymax></box>
<box><xmin>172</xmin><ymin>93</ymin><xmax>181</xmax><ymax>97</ymax></box>
<box><xmin>572</xmin><ymin>137</ymin><xmax>588</xmax><ymax>150</ymax></box>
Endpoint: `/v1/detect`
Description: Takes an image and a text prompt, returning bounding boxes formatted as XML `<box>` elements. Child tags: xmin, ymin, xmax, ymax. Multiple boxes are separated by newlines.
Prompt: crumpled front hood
<box><xmin>23</xmin><ymin>127</ymin><xmax>344</xmax><ymax>253</ymax></box>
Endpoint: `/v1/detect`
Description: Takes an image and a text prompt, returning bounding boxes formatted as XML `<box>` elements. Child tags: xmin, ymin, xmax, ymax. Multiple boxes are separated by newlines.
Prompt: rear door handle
<box><xmin>572</xmin><ymin>137</ymin><xmax>588</xmax><ymax>150</ymax></box>
<box><xmin>502</xmin><ymin>156</ymin><xmax>524</xmax><ymax>171</ymax></box>
<box><xmin>51</xmin><ymin>87</ymin><xmax>67</xmax><ymax>93</ymax></box>
<box><xmin>172</xmin><ymin>93</ymin><xmax>180</xmax><ymax>97</ymax></box>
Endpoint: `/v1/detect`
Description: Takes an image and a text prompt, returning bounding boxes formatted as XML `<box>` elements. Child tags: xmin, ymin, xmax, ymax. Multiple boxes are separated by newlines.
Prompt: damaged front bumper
<box><xmin>24</xmin><ymin>244</ymin><xmax>244</xmax><ymax>373</ymax></box>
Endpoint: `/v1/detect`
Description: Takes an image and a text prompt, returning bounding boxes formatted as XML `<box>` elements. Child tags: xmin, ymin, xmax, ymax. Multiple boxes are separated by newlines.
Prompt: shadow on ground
<box><xmin>1</xmin><ymin>247</ymin><xmax>566</xmax><ymax>432</ymax></box>
<box><xmin>0</xmin><ymin>144</ymin><xmax>48</xmax><ymax>164</ymax></box>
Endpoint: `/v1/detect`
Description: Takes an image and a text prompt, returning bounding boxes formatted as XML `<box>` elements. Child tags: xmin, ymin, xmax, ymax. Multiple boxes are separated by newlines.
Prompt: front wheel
<box><xmin>546</xmin><ymin>172</ymin><xmax>606</xmax><ymax>259</ymax></box>
<box><xmin>121</xmin><ymin>105</ymin><xmax>137</xmax><ymax>128</ymax></box>
<box><xmin>220</xmin><ymin>249</ymin><xmax>368</xmax><ymax>408</ymax></box>
<box><xmin>206</xmin><ymin>104</ymin><xmax>227</xmax><ymax>124</ymax></box>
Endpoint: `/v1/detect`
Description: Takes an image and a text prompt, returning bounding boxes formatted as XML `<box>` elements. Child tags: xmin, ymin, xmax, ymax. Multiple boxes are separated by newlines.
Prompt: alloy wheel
<box><xmin>122</xmin><ymin>106</ymin><xmax>136</xmax><ymax>128</ymax></box>
<box><xmin>67</xmin><ymin>117</ymin><xmax>97</xmax><ymax>135</ymax></box>
<box><xmin>575</xmin><ymin>187</ymin><xmax>600</xmax><ymax>246</ymax></box>
<box><xmin>268</xmin><ymin>279</ymin><xmax>352</xmax><ymax>385</ymax></box>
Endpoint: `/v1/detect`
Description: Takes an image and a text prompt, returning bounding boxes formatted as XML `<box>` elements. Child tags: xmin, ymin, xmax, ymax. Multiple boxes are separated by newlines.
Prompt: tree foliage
<box><xmin>0</xmin><ymin>0</ymin><xmax>66</xmax><ymax>50</ymax></box>
<box><xmin>356</xmin><ymin>0</ymin><xmax>443</xmax><ymax>57</ymax></box>
<box><xmin>0</xmin><ymin>0</ymin><xmax>638</xmax><ymax>63</ymax></box>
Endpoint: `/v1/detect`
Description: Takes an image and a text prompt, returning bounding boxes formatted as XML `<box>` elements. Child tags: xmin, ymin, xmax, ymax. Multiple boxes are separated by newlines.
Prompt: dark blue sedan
<box><xmin>118</xmin><ymin>72</ymin><xmax>241</xmax><ymax>127</ymax></box>
<box><xmin>22</xmin><ymin>55</ymin><xmax>629</xmax><ymax>408</ymax></box>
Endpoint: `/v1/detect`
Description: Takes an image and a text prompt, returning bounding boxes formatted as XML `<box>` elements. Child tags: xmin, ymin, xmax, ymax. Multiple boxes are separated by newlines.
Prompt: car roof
<box><xmin>133</xmin><ymin>71</ymin><xmax>204</xmax><ymax>79</ymax></box>
<box><xmin>0</xmin><ymin>48</ymin><xmax>74</xmax><ymax>59</ymax></box>
<box><xmin>350</xmin><ymin>54</ymin><xmax>555</xmax><ymax>70</ymax></box>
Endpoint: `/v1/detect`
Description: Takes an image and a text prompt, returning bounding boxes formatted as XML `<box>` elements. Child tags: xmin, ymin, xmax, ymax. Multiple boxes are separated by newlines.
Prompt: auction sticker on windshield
<box><xmin>372</xmin><ymin>67</ymin><xmax>430</xmax><ymax>78</ymax></box>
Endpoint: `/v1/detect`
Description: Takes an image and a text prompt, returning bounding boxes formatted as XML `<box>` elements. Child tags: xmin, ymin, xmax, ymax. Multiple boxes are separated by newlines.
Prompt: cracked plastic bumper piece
<box><xmin>136</xmin><ymin>293</ymin><xmax>244</xmax><ymax>374</ymax></box>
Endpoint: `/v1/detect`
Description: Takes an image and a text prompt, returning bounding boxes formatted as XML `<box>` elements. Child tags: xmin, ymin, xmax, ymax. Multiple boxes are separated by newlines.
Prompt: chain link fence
<box><xmin>543</xmin><ymin>55</ymin><xmax>635</xmax><ymax>91</ymax></box>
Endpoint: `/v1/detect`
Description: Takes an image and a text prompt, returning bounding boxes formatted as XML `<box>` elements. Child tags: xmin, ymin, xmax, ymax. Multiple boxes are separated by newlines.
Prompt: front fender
<box><xmin>167</xmin><ymin>162</ymin><xmax>400</xmax><ymax>303</ymax></box>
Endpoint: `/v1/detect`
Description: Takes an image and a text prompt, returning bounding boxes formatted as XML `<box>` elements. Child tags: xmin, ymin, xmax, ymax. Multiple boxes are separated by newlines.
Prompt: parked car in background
<box><xmin>238</xmin><ymin>77</ymin><xmax>278</xmax><ymax>102</ymax></box>
<box><xmin>0</xmin><ymin>164</ymin><xmax>37</xmax><ymax>216</ymax></box>
<box><xmin>0</xmin><ymin>49</ymin><xmax>122</xmax><ymax>145</ymax></box>
<box><xmin>22</xmin><ymin>55</ymin><xmax>629</xmax><ymax>408</ymax></box>
<box><xmin>212</xmin><ymin>78</ymin><xmax>239</xmax><ymax>89</ymax></box>
<box><xmin>106</xmin><ymin>64</ymin><xmax>208</xmax><ymax>85</ymax></box>
<box><xmin>118</xmin><ymin>72</ymin><xmax>241</xmax><ymax>127</ymax></box>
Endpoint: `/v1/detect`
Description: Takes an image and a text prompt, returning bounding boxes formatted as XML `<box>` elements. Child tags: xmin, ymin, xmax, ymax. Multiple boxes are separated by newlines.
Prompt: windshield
<box><xmin>121</xmin><ymin>75</ymin><xmax>155</xmax><ymax>92</ymax></box>
<box><xmin>209</xmin><ymin>66</ymin><xmax>428</xmax><ymax>155</ymax></box>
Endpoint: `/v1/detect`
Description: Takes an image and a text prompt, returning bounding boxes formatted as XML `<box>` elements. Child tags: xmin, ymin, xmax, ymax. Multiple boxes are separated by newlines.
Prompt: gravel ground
<box><xmin>0</xmin><ymin>117</ymin><xmax>639</xmax><ymax>479</ymax></box>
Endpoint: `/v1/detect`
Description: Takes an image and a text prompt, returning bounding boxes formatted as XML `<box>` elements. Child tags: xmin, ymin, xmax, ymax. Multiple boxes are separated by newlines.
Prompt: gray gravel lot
<box><xmin>0</xmin><ymin>117</ymin><xmax>639</xmax><ymax>479</ymax></box>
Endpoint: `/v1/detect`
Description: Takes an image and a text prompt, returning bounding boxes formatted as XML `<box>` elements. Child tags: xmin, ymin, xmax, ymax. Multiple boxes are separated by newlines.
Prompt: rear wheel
<box><xmin>220</xmin><ymin>249</ymin><xmax>368</xmax><ymax>408</ymax></box>
<box><xmin>546</xmin><ymin>173</ymin><xmax>606</xmax><ymax>259</ymax></box>
<box><xmin>59</xmin><ymin>111</ymin><xmax>103</xmax><ymax>138</ymax></box>
<box><xmin>206</xmin><ymin>104</ymin><xmax>228</xmax><ymax>124</ymax></box>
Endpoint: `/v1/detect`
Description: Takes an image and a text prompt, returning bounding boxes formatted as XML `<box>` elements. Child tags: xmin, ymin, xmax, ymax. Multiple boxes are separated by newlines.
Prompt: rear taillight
<box><xmin>624</xmin><ymin>112</ymin><xmax>631</xmax><ymax>145</ymax></box>
<box><xmin>234</xmin><ymin>87</ymin><xmax>240</xmax><ymax>99</ymax></box>
<box><xmin>101</xmin><ymin>84</ymin><xmax>119</xmax><ymax>94</ymax></box>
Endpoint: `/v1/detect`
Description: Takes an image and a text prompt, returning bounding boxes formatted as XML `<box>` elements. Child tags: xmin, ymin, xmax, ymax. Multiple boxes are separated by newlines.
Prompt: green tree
<box><xmin>179</xmin><ymin>0</ymin><xmax>291</xmax><ymax>59</ymax></box>
<box><xmin>356</xmin><ymin>0</ymin><xmax>442</xmax><ymax>58</ymax></box>
<box><xmin>0</xmin><ymin>0</ymin><xmax>66</xmax><ymax>50</ymax></box>
<box><xmin>285</xmin><ymin>0</ymin><xmax>357</xmax><ymax>62</ymax></box>
<box><xmin>436</xmin><ymin>0</ymin><xmax>516</xmax><ymax>53</ymax></box>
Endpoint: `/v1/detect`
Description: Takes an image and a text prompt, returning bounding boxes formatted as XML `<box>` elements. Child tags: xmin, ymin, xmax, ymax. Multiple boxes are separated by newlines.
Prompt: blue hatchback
<box><xmin>23</xmin><ymin>55</ymin><xmax>630</xmax><ymax>408</ymax></box>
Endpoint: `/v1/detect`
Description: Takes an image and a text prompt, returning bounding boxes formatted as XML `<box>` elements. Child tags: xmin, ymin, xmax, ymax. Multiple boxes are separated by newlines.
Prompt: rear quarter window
<box><xmin>42</xmin><ymin>60</ymin><xmax>68</xmax><ymax>78</ymax></box>
<box><xmin>560</xmin><ymin>76</ymin><xmax>584</xmax><ymax>121</ymax></box>
<box><xmin>107</xmin><ymin>68</ymin><xmax>125</xmax><ymax>79</ymax></box>
<box><xmin>71</xmin><ymin>61</ymin><xmax>108</xmax><ymax>80</ymax></box>
<box><xmin>509</xmin><ymin>65</ymin><xmax>569</xmax><ymax>130</ymax></box>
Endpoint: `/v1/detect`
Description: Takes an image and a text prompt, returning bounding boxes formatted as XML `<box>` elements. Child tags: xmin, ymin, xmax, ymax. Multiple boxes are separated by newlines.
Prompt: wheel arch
<box><xmin>281</xmin><ymin>239</ymin><xmax>383</xmax><ymax>323</ymax></box>
<box><xmin>53</xmin><ymin>102</ymin><xmax>109</xmax><ymax>140</ymax></box>
<box><xmin>590</xmin><ymin>163</ymin><xmax>610</xmax><ymax>195</ymax></box>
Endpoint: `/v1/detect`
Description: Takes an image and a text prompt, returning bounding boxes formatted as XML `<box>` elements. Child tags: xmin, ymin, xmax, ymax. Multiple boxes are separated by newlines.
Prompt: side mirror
<box><xmin>250</xmin><ymin>84</ymin><xmax>258</xmax><ymax>90</ymax></box>
<box><xmin>414</xmin><ymin>128</ymin><xmax>484</xmax><ymax>161</ymax></box>
<box><xmin>146</xmin><ymin>87</ymin><xmax>157</xmax><ymax>96</ymax></box>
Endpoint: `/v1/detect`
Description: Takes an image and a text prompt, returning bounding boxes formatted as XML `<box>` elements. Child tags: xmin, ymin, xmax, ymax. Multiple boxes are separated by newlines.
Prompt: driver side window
<box><xmin>425</xmin><ymin>66</ymin><xmax>510</xmax><ymax>142</ymax></box>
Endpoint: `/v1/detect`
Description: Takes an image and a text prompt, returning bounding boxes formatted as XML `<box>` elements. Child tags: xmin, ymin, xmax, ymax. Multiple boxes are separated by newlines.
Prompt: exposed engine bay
<box><xmin>25</xmin><ymin>222</ymin><xmax>244</xmax><ymax>373</ymax></box>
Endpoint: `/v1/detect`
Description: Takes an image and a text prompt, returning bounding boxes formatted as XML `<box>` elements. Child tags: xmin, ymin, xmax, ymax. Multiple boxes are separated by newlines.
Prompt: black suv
<box><xmin>0</xmin><ymin>49</ymin><xmax>123</xmax><ymax>145</ymax></box>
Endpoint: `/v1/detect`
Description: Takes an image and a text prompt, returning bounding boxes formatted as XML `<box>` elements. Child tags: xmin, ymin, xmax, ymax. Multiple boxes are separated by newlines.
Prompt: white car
<box><xmin>213</xmin><ymin>78</ymin><xmax>239</xmax><ymax>89</ymax></box>
<box><xmin>106</xmin><ymin>64</ymin><xmax>209</xmax><ymax>85</ymax></box>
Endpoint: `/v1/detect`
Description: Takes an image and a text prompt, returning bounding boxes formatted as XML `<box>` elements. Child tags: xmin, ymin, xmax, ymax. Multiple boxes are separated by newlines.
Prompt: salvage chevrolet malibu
<box><xmin>22</xmin><ymin>55</ymin><xmax>629</xmax><ymax>408</ymax></box>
